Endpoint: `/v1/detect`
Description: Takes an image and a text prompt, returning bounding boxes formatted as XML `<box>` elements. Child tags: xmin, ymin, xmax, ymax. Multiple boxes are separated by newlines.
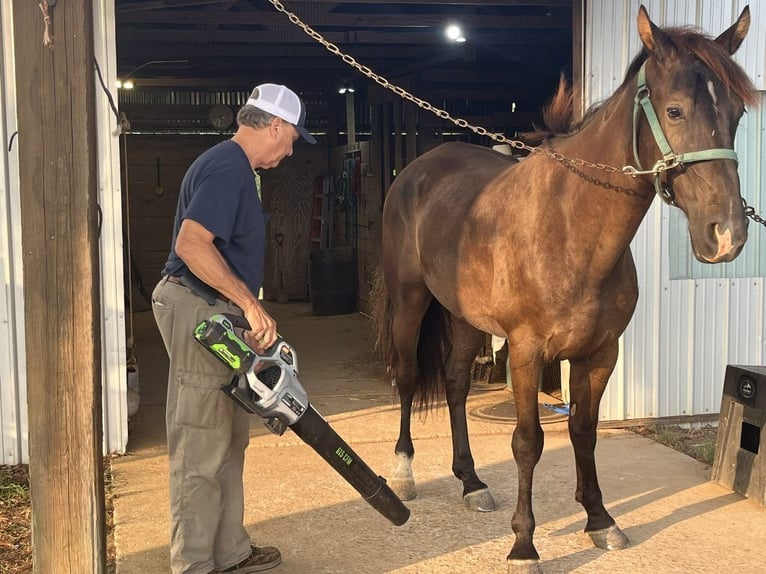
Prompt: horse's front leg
<box><xmin>506</xmin><ymin>355</ymin><xmax>545</xmax><ymax>574</ymax></box>
<box><xmin>445</xmin><ymin>321</ymin><xmax>496</xmax><ymax>511</ymax></box>
<box><xmin>568</xmin><ymin>342</ymin><xmax>629</xmax><ymax>550</ymax></box>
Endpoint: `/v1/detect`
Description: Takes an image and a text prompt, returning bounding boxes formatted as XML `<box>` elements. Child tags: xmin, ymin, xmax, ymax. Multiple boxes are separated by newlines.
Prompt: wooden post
<box><xmin>381</xmin><ymin>102</ymin><xmax>392</xmax><ymax>194</ymax></box>
<box><xmin>345</xmin><ymin>90</ymin><xmax>356</xmax><ymax>145</ymax></box>
<box><xmin>393</xmin><ymin>99</ymin><xmax>403</xmax><ymax>176</ymax></box>
<box><xmin>572</xmin><ymin>0</ymin><xmax>584</xmax><ymax>121</ymax></box>
<box><xmin>12</xmin><ymin>1</ymin><xmax>106</xmax><ymax>572</ymax></box>
<box><xmin>404</xmin><ymin>103</ymin><xmax>417</xmax><ymax>165</ymax></box>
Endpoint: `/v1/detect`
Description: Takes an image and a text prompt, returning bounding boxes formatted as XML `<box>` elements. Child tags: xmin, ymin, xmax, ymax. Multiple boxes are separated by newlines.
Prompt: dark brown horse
<box><xmin>374</xmin><ymin>6</ymin><xmax>757</xmax><ymax>573</ymax></box>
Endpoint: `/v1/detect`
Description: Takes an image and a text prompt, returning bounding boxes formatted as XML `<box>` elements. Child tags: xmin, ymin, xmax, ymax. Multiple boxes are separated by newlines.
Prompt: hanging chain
<box><xmin>743</xmin><ymin>200</ymin><xmax>766</xmax><ymax>227</ymax></box>
<box><xmin>265</xmin><ymin>0</ymin><xmax>631</xmax><ymax>174</ymax></box>
<box><xmin>265</xmin><ymin>0</ymin><xmax>766</xmax><ymax>227</ymax></box>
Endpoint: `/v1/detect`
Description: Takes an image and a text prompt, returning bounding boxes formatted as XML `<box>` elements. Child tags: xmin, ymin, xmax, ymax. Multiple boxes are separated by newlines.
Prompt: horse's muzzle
<box><xmin>696</xmin><ymin>220</ymin><xmax>747</xmax><ymax>263</ymax></box>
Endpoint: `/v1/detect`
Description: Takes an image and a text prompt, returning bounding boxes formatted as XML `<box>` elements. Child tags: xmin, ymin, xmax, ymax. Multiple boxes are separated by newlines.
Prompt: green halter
<box><xmin>631</xmin><ymin>62</ymin><xmax>739</xmax><ymax>205</ymax></box>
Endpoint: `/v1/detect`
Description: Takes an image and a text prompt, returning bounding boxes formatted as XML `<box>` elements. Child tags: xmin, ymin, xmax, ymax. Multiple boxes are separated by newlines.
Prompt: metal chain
<box><xmin>743</xmin><ymin>200</ymin><xmax>766</xmax><ymax>227</ymax></box>
<box><xmin>266</xmin><ymin>0</ymin><xmax>629</xmax><ymax>173</ymax></box>
<box><xmin>266</xmin><ymin>0</ymin><xmax>766</xmax><ymax>227</ymax></box>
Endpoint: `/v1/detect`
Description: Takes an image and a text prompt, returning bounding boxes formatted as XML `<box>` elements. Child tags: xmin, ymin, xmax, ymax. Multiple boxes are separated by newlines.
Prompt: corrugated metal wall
<box><xmin>0</xmin><ymin>1</ymin><xmax>27</xmax><ymax>465</ymax></box>
<box><xmin>586</xmin><ymin>0</ymin><xmax>766</xmax><ymax>421</ymax></box>
<box><xmin>0</xmin><ymin>0</ymin><xmax>127</xmax><ymax>464</ymax></box>
<box><xmin>94</xmin><ymin>0</ymin><xmax>129</xmax><ymax>462</ymax></box>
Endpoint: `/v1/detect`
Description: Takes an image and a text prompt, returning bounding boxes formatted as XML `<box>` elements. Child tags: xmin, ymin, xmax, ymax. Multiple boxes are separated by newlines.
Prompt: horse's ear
<box><xmin>715</xmin><ymin>6</ymin><xmax>750</xmax><ymax>55</ymax></box>
<box><xmin>637</xmin><ymin>5</ymin><xmax>674</xmax><ymax>60</ymax></box>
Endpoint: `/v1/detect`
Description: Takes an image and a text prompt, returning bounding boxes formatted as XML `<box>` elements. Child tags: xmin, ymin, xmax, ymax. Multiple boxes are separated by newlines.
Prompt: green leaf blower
<box><xmin>193</xmin><ymin>313</ymin><xmax>410</xmax><ymax>526</ymax></box>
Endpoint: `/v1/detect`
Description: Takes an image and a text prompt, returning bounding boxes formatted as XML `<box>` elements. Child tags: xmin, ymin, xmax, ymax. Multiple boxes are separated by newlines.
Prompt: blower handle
<box><xmin>222</xmin><ymin>313</ymin><xmax>282</xmax><ymax>356</ymax></box>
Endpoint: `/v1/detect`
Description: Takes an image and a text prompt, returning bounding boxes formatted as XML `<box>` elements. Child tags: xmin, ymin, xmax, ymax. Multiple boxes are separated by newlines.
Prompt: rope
<box><xmin>38</xmin><ymin>2</ymin><xmax>54</xmax><ymax>49</ymax></box>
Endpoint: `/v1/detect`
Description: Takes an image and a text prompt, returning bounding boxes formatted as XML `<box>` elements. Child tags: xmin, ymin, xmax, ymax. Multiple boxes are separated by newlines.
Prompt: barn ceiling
<box><xmin>115</xmin><ymin>0</ymin><xmax>574</xmax><ymax>133</ymax></box>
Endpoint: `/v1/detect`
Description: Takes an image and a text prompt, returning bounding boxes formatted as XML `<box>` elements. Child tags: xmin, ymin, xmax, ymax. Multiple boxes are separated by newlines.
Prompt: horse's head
<box><xmin>635</xmin><ymin>6</ymin><xmax>757</xmax><ymax>263</ymax></box>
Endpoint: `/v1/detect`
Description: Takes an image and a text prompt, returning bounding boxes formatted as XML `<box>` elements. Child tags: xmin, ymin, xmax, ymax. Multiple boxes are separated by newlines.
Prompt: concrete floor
<box><xmin>113</xmin><ymin>302</ymin><xmax>766</xmax><ymax>574</ymax></box>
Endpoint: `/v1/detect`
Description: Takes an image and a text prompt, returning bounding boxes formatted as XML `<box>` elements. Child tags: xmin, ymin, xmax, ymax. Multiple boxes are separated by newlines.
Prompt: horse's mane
<box><xmin>525</xmin><ymin>26</ymin><xmax>759</xmax><ymax>142</ymax></box>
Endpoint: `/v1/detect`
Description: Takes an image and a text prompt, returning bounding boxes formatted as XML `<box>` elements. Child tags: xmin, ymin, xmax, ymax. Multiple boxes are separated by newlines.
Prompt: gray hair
<box><xmin>237</xmin><ymin>105</ymin><xmax>277</xmax><ymax>129</ymax></box>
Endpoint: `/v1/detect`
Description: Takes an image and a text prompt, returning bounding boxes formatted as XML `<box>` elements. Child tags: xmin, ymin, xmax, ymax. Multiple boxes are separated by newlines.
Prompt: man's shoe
<box><xmin>218</xmin><ymin>545</ymin><xmax>281</xmax><ymax>573</ymax></box>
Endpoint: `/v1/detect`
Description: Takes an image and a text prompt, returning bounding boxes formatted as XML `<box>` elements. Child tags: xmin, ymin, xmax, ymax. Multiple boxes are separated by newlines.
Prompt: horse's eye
<box><xmin>666</xmin><ymin>107</ymin><xmax>683</xmax><ymax>119</ymax></box>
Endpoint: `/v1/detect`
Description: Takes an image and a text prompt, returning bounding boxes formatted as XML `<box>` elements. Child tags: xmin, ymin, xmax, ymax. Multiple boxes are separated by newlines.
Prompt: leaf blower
<box><xmin>193</xmin><ymin>313</ymin><xmax>410</xmax><ymax>526</ymax></box>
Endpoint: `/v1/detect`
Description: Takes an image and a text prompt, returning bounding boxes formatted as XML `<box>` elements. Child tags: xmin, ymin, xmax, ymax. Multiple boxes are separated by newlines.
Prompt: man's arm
<box><xmin>175</xmin><ymin>218</ymin><xmax>276</xmax><ymax>351</ymax></box>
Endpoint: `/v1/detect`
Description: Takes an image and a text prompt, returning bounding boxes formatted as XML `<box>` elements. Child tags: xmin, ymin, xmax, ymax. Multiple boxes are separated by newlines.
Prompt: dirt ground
<box><xmin>7</xmin><ymin>301</ymin><xmax>764</xmax><ymax>574</ymax></box>
<box><xmin>105</xmin><ymin>302</ymin><xmax>766</xmax><ymax>574</ymax></box>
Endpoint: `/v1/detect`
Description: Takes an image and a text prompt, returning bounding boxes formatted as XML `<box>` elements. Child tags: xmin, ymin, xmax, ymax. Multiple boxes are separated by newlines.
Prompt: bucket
<box><xmin>309</xmin><ymin>247</ymin><xmax>357</xmax><ymax>315</ymax></box>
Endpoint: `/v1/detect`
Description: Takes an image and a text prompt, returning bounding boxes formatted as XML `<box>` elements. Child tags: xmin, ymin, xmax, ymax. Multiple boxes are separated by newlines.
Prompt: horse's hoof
<box><xmin>463</xmin><ymin>487</ymin><xmax>496</xmax><ymax>512</ymax></box>
<box><xmin>390</xmin><ymin>479</ymin><xmax>417</xmax><ymax>501</ymax></box>
<box><xmin>588</xmin><ymin>524</ymin><xmax>629</xmax><ymax>550</ymax></box>
<box><xmin>507</xmin><ymin>559</ymin><xmax>543</xmax><ymax>574</ymax></box>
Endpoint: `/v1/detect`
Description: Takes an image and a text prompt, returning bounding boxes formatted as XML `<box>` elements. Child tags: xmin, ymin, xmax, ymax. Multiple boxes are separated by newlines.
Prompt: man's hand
<box><xmin>242</xmin><ymin>301</ymin><xmax>277</xmax><ymax>354</ymax></box>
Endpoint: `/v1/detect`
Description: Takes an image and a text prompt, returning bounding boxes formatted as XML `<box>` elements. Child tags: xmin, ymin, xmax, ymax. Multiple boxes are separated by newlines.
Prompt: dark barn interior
<box><xmin>114</xmin><ymin>0</ymin><xmax>576</xmax><ymax>314</ymax></box>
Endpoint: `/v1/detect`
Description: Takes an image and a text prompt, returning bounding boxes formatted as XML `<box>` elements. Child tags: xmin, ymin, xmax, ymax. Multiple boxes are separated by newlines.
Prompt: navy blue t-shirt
<box><xmin>162</xmin><ymin>139</ymin><xmax>266</xmax><ymax>295</ymax></box>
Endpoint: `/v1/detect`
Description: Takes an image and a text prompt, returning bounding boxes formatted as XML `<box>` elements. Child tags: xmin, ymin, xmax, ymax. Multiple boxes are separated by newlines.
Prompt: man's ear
<box><xmin>269</xmin><ymin>117</ymin><xmax>281</xmax><ymax>138</ymax></box>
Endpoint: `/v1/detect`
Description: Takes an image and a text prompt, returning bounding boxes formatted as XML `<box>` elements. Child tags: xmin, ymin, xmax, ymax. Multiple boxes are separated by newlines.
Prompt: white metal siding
<box><xmin>94</xmin><ymin>0</ymin><xmax>129</xmax><ymax>457</ymax></box>
<box><xmin>587</xmin><ymin>0</ymin><xmax>766</xmax><ymax>421</ymax></box>
<box><xmin>0</xmin><ymin>1</ymin><xmax>27</xmax><ymax>465</ymax></box>
<box><xmin>0</xmin><ymin>0</ymin><xmax>127</xmax><ymax>464</ymax></box>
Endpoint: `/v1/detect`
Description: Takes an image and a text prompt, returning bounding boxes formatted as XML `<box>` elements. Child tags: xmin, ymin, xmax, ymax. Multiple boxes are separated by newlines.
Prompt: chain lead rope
<box><xmin>265</xmin><ymin>0</ymin><xmax>765</xmax><ymax>227</ymax></box>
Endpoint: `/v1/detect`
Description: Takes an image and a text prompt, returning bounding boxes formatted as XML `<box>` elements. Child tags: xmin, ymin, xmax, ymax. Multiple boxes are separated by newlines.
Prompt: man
<box><xmin>152</xmin><ymin>83</ymin><xmax>316</xmax><ymax>574</ymax></box>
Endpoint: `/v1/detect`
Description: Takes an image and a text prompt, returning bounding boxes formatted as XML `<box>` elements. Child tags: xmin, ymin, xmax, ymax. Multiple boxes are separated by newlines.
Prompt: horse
<box><xmin>372</xmin><ymin>6</ymin><xmax>757</xmax><ymax>573</ymax></box>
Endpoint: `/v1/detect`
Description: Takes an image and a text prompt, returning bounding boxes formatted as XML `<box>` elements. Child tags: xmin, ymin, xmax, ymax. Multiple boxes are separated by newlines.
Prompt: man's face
<box><xmin>262</xmin><ymin>118</ymin><xmax>299</xmax><ymax>168</ymax></box>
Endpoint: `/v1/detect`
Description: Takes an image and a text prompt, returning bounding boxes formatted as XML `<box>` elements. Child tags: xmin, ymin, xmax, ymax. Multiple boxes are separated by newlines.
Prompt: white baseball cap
<box><xmin>245</xmin><ymin>83</ymin><xmax>317</xmax><ymax>144</ymax></box>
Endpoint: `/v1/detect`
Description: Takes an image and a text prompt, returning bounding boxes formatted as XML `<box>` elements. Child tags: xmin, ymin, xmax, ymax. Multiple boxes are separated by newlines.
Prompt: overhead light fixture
<box><xmin>338</xmin><ymin>80</ymin><xmax>355</xmax><ymax>94</ymax></box>
<box><xmin>445</xmin><ymin>23</ymin><xmax>466</xmax><ymax>43</ymax></box>
<box><xmin>116</xmin><ymin>59</ymin><xmax>188</xmax><ymax>90</ymax></box>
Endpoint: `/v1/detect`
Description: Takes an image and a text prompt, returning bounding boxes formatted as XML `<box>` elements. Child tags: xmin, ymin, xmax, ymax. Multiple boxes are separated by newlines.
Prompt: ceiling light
<box><xmin>115</xmin><ymin>59</ymin><xmax>188</xmax><ymax>90</ymax></box>
<box><xmin>445</xmin><ymin>23</ymin><xmax>465</xmax><ymax>43</ymax></box>
<box><xmin>338</xmin><ymin>80</ymin><xmax>355</xmax><ymax>94</ymax></box>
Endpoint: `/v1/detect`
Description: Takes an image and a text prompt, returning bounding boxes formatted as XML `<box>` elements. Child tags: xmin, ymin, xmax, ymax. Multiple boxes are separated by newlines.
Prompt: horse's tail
<box><xmin>370</xmin><ymin>267</ymin><xmax>451</xmax><ymax>412</ymax></box>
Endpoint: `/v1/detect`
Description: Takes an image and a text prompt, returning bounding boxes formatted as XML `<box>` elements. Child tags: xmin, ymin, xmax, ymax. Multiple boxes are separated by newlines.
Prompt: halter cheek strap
<box><xmin>632</xmin><ymin>62</ymin><xmax>738</xmax><ymax>204</ymax></box>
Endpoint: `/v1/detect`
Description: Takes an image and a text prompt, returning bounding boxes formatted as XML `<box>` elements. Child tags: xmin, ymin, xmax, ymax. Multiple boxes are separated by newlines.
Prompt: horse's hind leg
<box><xmin>568</xmin><ymin>342</ymin><xmax>629</xmax><ymax>550</ymax></box>
<box><xmin>446</xmin><ymin>319</ymin><xmax>496</xmax><ymax>511</ymax></box>
<box><xmin>388</xmin><ymin>283</ymin><xmax>432</xmax><ymax>501</ymax></box>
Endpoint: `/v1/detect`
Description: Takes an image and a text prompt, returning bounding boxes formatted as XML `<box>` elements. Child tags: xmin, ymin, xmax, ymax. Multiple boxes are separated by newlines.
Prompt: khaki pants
<box><xmin>152</xmin><ymin>277</ymin><xmax>252</xmax><ymax>574</ymax></box>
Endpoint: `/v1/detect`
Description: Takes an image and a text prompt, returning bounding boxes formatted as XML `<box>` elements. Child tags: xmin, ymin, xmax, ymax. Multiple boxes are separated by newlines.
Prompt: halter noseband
<box><xmin>630</xmin><ymin>62</ymin><xmax>738</xmax><ymax>205</ymax></box>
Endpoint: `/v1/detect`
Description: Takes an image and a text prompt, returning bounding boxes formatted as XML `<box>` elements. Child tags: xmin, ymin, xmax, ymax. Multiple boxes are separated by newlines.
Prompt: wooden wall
<box><xmin>121</xmin><ymin>134</ymin><xmax>329</xmax><ymax>305</ymax></box>
<box><xmin>329</xmin><ymin>141</ymin><xmax>381</xmax><ymax>312</ymax></box>
<box><xmin>261</xmin><ymin>145</ymin><xmax>328</xmax><ymax>301</ymax></box>
<box><xmin>121</xmin><ymin>134</ymin><xmax>226</xmax><ymax>299</ymax></box>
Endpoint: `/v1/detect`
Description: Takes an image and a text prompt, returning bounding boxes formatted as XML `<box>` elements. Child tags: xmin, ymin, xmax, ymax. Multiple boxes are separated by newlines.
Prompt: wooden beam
<box><xmin>116</xmin><ymin>26</ymin><xmax>569</xmax><ymax>46</ymax></box>
<box><xmin>278</xmin><ymin>0</ymin><xmax>572</xmax><ymax>4</ymax></box>
<box><xmin>118</xmin><ymin>0</ymin><xmax>572</xmax><ymax>10</ymax></box>
<box><xmin>117</xmin><ymin>10</ymin><xmax>571</xmax><ymax>29</ymax></box>
<box><xmin>118</xmin><ymin>0</ymin><xmax>237</xmax><ymax>11</ymax></box>
<box><xmin>115</xmin><ymin>42</ymin><xmax>427</xmax><ymax>63</ymax></box>
<box><xmin>12</xmin><ymin>0</ymin><xmax>106</xmax><ymax>571</ymax></box>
